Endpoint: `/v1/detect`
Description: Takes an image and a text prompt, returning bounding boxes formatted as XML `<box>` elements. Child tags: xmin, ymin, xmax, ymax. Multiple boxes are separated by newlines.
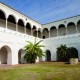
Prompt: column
<box><xmin>41</xmin><ymin>32</ymin><xmax>42</xmax><ymax>38</ymax></box>
<box><xmin>6</xmin><ymin>18</ymin><xmax>8</xmax><ymax>29</ymax></box>
<box><xmin>16</xmin><ymin>22</ymin><xmax>18</xmax><ymax>31</ymax></box>
<box><xmin>76</xmin><ymin>25</ymin><xmax>78</xmax><ymax>33</ymax></box>
<box><xmin>49</xmin><ymin>30</ymin><xmax>50</xmax><ymax>38</ymax></box>
<box><xmin>31</xmin><ymin>28</ymin><xmax>32</xmax><ymax>36</ymax></box>
<box><xmin>66</xmin><ymin>27</ymin><xmax>68</xmax><ymax>35</ymax></box>
<box><xmin>37</xmin><ymin>30</ymin><xmax>38</xmax><ymax>38</ymax></box>
<box><xmin>24</xmin><ymin>27</ymin><xmax>26</xmax><ymax>34</ymax></box>
<box><xmin>57</xmin><ymin>28</ymin><xmax>59</xmax><ymax>36</ymax></box>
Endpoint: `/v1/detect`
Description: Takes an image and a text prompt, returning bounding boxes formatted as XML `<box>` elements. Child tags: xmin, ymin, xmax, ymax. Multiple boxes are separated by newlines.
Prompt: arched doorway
<box><xmin>0</xmin><ymin>45</ymin><xmax>12</xmax><ymax>65</ymax></box>
<box><xmin>46</xmin><ymin>50</ymin><xmax>51</xmax><ymax>61</ymax></box>
<box><xmin>18</xmin><ymin>49</ymin><xmax>25</xmax><ymax>64</ymax></box>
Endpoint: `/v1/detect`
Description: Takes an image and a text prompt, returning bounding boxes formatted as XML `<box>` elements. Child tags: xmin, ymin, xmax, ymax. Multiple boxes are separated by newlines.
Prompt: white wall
<box><xmin>43</xmin><ymin>33</ymin><xmax>80</xmax><ymax>61</ymax></box>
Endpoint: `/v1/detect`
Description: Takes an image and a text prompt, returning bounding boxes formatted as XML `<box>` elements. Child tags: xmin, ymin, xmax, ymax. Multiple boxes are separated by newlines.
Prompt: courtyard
<box><xmin>0</xmin><ymin>62</ymin><xmax>80</xmax><ymax>80</ymax></box>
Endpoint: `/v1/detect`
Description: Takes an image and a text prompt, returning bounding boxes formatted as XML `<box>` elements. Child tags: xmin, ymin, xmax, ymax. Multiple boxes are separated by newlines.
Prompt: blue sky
<box><xmin>0</xmin><ymin>0</ymin><xmax>80</xmax><ymax>24</ymax></box>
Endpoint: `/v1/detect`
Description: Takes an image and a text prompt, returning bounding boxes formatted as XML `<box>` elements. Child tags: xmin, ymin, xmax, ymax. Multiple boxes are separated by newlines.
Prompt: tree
<box><xmin>24</xmin><ymin>39</ymin><xmax>44</xmax><ymax>63</ymax></box>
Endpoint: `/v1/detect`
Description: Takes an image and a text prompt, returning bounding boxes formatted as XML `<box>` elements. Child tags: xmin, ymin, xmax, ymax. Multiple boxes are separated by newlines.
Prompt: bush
<box><xmin>56</xmin><ymin>45</ymin><xmax>67</xmax><ymax>61</ymax></box>
<box><xmin>56</xmin><ymin>45</ymin><xmax>78</xmax><ymax>62</ymax></box>
<box><xmin>67</xmin><ymin>47</ymin><xmax>78</xmax><ymax>60</ymax></box>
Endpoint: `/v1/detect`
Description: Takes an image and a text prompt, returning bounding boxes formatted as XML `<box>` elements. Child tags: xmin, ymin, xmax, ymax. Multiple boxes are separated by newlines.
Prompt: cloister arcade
<box><xmin>0</xmin><ymin>9</ymin><xmax>42</xmax><ymax>38</ymax></box>
<box><xmin>0</xmin><ymin>9</ymin><xmax>80</xmax><ymax>39</ymax></box>
<box><xmin>42</xmin><ymin>21</ymin><xmax>80</xmax><ymax>39</ymax></box>
<box><xmin>0</xmin><ymin>2</ymin><xmax>80</xmax><ymax>65</ymax></box>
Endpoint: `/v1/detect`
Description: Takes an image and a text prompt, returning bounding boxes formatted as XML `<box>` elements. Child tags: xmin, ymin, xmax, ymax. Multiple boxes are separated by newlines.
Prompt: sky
<box><xmin>0</xmin><ymin>0</ymin><xmax>80</xmax><ymax>24</ymax></box>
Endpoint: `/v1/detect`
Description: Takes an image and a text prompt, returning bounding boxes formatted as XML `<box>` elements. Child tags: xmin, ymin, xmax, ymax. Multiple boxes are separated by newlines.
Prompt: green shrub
<box><xmin>67</xmin><ymin>47</ymin><xmax>78</xmax><ymax>60</ymax></box>
<box><xmin>56</xmin><ymin>45</ymin><xmax>67</xmax><ymax>61</ymax></box>
<box><xmin>56</xmin><ymin>45</ymin><xmax>78</xmax><ymax>62</ymax></box>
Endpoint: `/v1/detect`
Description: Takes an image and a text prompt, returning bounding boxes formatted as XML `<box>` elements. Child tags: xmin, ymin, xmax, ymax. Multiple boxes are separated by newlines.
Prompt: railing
<box><xmin>0</xmin><ymin>27</ymin><xmax>42</xmax><ymax>41</ymax></box>
<box><xmin>44</xmin><ymin>33</ymin><xmax>80</xmax><ymax>41</ymax></box>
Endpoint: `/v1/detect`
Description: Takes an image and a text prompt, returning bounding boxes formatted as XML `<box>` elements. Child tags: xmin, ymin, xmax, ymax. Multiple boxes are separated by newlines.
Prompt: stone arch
<box><xmin>7</xmin><ymin>15</ymin><xmax>16</xmax><ymax>31</ymax></box>
<box><xmin>18</xmin><ymin>49</ymin><xmax>25</xmax><ymax>64</ymax></box>
<box><xmin>58</xmin><ymin>24</ymin><xmax>66</xmax><ymax>36</ymax></box>
<box><xmin>0</xmin><ymin>9</ymin><xmax>6</xmax><ymax>28</ymax></box>
<box><xmin>46</xmin><ymin>50</ymin><xmax>51</xmax><ymax>61</ymax></box>
<box><xmin>0</xmin><ymin>45</ymin><xmax>12</xmax><ymax>65</ymax></box>
<box><xmin>38</xmin><ymin>28</ymin><xmax>42</xmax><ymax>38</ymax></box>
<box><xmin>33</xmin><ymin>30</ymin><xmax>37</xmax><ymax>37</ymax></box>
<box><xmin>67</xmin><ymin>22</ymin><xmax>76</xmax><ymax>34</ymax></box>
<box><xmin>0</xmin><ymin>9</ymin><xmax>6</xmax><ymax>19</ymax></box>
<box><xmin>77</xmin><ymin>20</ymin><xmax>80</xmax><ymax>33</ymax></box>
<box><xmin>50</xmin><ymin>26</ymin><xmax>57</xmax><ymax>37</ymax></box>
<box><xmin>32</xmin><ymin>25</ymin><xmax>37</xmax><ymax>36</ymax></box>
<box><xmin>18</xmin><ymin>19</ymin><xmax>24</xmax><ymax>33</ymax></box>
<box><xmin>43</xmin><ymin>28</ymin><xmax>49</xmax><ymax>39</ymax></box>
<box><xmin>8</xmin><ymin>14</ymin><xmax>16</xmax><ymax>23</ymax></box>
<box><xmin>26</xmin><ymin>22</ymin><xmax>31</xmax><ymax>35</ymax></box>
<box><xmin>33</xmin><ymin>26</ymin><xmax>36</xmax><ymax>29</ymax></box>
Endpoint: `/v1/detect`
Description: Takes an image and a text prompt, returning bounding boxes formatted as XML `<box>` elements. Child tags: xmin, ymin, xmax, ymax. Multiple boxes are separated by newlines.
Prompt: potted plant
<box><xmin>67</xmin><ymin>47</ymin><xmax>78</xmax><ymax>65</ymax></box>
<box><xmin>70</xmin><ymin>58</ymin><xmax>78</xmax><ymax>65</ymax></box>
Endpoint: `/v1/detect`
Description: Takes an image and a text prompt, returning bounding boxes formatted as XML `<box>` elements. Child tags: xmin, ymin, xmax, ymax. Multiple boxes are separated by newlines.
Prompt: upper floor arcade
<box><xmin>0</xmin><ymin>2</ymin><xmax>42</xmax><ymax>38</ymax></box>
<box><xmin>0</xmin><ymin>2</ymin><xmax>80</xmax><ymax>39</ymax></box>
<box><xmin>42</xmin><ymin>15</ymin><xmax>80</xmax><ymax>39</ymax></box>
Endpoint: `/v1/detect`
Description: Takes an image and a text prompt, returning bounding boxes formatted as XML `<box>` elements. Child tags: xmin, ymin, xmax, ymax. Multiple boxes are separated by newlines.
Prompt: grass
<box><xmin>0</xmin><ymin>62</ymin><xmax>80</xmax><ymax>80</ymax></box>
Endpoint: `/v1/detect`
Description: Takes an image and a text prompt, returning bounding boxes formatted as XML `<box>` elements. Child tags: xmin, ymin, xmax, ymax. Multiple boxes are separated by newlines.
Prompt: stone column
<box><xmin>6</xmin><ymin>18</ymin><xmax>8</xmax><ymax>29</ymax></box>
<box><xmin>41</xmin><ymin>32</ymin><xmax>42</xmax><ymax>38</ymax></box>
<box><xmin>76</xmin><ymin>25</ymin><xmax>78</xmax><ymax>33</ymax></box>
<box><xmin>57</xmin><ymin>28</ymin><xmax>59</xmax><ymax>36</ymax></box>
<box><xmin>16</xmin><ymin>22</ymin><xmax>18</xmax><ymax>31</ymax></box>
<box><xmin>24</xmin><ymin>27</ymin><xmax>26</xmax><ymax>34</ymax></box>
<box><xmin>31</xmin><ymin>28</ymin><xmax>33</xmax><ymax>36</ymax></box>
<box><xmin>66</xmin><ymin>27</ymin><xmax>68</xmax><ymax>35</ymax></box>
<box><xmin>49</xmin><ymin>30</ymin><xmax>50</xmax><ymax>38</ymax></box>
<box><xmin>37</xmin><ymin>30</ymin><xmax>38</xmax><ymax>38</ymax></box>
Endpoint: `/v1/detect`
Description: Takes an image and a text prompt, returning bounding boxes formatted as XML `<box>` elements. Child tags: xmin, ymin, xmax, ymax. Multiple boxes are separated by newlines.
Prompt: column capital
<box><xmin>5</xmin><ymin>14</ymin><xmax>9</xmax><ymax>19</ymax></box>
<box><xmin>16</xmin><ymin>19</ymin><xmax>19</xmax><ymax>23</ymax></box>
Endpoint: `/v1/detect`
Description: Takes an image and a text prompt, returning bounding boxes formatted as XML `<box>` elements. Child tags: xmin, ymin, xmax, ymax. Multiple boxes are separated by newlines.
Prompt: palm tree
<box><xmin>24</xmin><ymin>39</ymin><xmax>44</xmax><ymax>63</ymax></box>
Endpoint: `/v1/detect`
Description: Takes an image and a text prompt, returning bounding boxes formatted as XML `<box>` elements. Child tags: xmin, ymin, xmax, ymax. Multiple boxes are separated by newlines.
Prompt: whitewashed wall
<box><xmin>43</xmin><ymin>33</ymin><xmax>80</xmax><ymax>61</ymax></box>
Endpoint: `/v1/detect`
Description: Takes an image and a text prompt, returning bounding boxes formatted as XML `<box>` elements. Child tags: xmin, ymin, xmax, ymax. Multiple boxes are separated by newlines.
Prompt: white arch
<box><xmin>18</xmin><ymin>48</ymin><xmax>25</xmax><ymax>64</ymax></box>
<box><xmin>8</xmin><ymin>14</ymin><xmax>17</xmax><ymax>22</ymax></box>
<box><xmin>67</xmin><ymin>22</ymin><xmax>76</xmax><ymax>27</ymax></box>
<box><xmin>18</xmin><ymin>18</ymin><xmax>25</xmax><ymax>26</ymax></box>
<box><xmin>33</xmin><ymin>25</ymin><xmax>37</xmax><ymax>30</ymax></box>
<box><xmin>0</xmin><ymin>45</ymin><xmax>12</xmax><ymax>65</ymax></box>
<box><xmin>26</xmin><ymin>22</ymin><xmax>32</xmax><ymax>29</ymax></box>
<box><xmin>0</xmin><ymin>9</ymin><xmax>6</xmax><ymax>18</ymax></box>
